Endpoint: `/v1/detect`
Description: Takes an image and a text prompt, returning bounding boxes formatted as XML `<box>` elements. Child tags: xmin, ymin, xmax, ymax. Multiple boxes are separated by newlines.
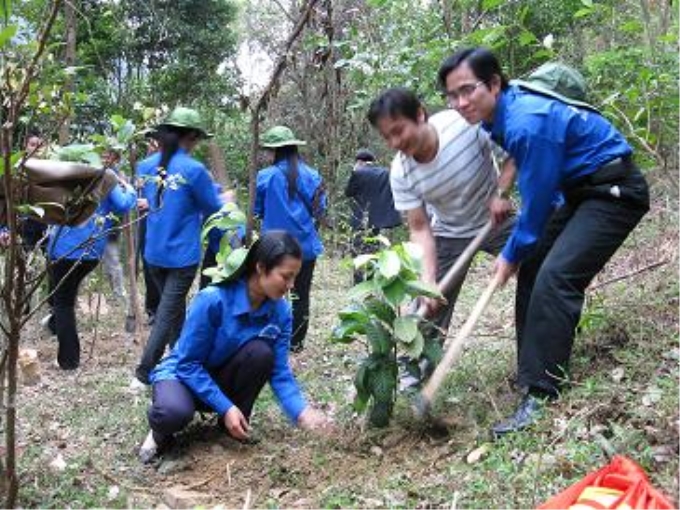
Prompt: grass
<box><xmin>5</xmin><ymin>195</ymin><xmax>678</xmax><ymax>508</ymax></box>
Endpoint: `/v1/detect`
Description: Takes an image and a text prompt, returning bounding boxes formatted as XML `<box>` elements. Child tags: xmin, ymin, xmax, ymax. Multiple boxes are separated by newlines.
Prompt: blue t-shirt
<box><xmin>255</xmin><ymin>159</ymin><xmax>325</xmax><ymax>261</ymax></box>
<box><xmin>138</xmin><ymin>149</ymin><xmax>222</xmax><ymax>268</ymax></box>
<box><xmin>150</xmin><ymin>279</ymin><xmax>307</xmax><ymax>422</ymax></box>
<box><xmin>483</xmin><ymin>85</ymin><xmax>633</xmax><ymax>263</ymax></box>
<box><xmin>47</xmin><ymin>183</ymin><xmax>136</xmax><ymax>261</ymax></box>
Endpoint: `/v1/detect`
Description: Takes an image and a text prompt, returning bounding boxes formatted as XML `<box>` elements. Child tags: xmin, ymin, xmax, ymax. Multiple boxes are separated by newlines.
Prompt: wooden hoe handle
<box><xmin>416</xmin><ymin>272</ymin><xmax>503</xmax><ymax>415</ymax></box>
<box><xmin>416</xmin><ymin>221</ymin><xmax>493</xmax><ymax>319</ymax></box>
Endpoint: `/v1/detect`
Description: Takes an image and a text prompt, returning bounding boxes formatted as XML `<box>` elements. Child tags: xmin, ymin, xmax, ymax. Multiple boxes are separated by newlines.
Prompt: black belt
<box><xmin>566</xmin><ymin>155</ymin><xmax>633</xmax><ymax>190</ymax></box>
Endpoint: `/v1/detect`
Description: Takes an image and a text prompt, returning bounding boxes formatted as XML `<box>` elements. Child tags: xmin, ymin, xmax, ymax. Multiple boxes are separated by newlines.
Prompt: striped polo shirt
<box><xmin>390</xmin><ymin>109</ymin><xmax>498</xmax><ymax>238</ymax></box>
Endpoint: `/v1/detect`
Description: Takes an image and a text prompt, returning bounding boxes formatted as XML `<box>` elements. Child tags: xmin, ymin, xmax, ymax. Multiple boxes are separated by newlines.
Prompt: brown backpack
<box><xmin>1</xmin><ymin>159</ymin><xmax>118</xmax><ymax>227</ymax></box>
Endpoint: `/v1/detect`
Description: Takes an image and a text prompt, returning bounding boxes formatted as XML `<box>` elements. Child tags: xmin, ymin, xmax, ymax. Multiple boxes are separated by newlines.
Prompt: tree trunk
<box><xmin>0</xmin><ymin>1</ymin><xmax>63</xmax><ymax>505</ymax></box>
<box><xmin>59</xmin><ymin>0</ymin><xmax>77</xmax><ymax>145</ymax></box>
<box><xmin>207</xmin><ymin>141</ymin><xmax>229</xmax><ymax>186</ymax></box>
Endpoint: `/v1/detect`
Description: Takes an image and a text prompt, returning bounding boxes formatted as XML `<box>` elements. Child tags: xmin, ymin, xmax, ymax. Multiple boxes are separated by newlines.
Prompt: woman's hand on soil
<box><xmin>297</xmin><ymin>407</ymin><xmax>333</xmax><ymax>433</ymax></box>
<box><xmin>223</xmin><ymin>406</ymin><xmax>250</xmax><ymax>440</ymax></box>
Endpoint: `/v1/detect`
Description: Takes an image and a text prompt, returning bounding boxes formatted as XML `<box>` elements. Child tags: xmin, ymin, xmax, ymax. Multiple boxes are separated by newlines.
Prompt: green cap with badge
<box><xmin>159</xmin><ymin>107</ymin><xmax>213</xmax><ymax>138</ymax></box>
<box><xmin>260</xmin><ymin>125</ymin><xmax>307</xmax><ymax>148</ymax></box>
<box><xmin>512</xmin><ymin>62</ymin><xmax>599</xmax><ymax>113</ymax></box>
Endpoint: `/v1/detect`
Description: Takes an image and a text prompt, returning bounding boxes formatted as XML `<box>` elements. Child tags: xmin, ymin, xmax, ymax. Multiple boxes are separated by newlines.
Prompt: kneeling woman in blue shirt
<box><xmin>139</xmin><ymin>231</ymin><xmax>329</xmax><ymax>462</ymax></box>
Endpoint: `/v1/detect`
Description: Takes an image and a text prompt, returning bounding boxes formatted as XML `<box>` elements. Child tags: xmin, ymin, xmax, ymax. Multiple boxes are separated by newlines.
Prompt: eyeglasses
<box><xmin>444</xmin><ymin>81</ymin><xmax>485</xmax><ymax>106</ymax></box>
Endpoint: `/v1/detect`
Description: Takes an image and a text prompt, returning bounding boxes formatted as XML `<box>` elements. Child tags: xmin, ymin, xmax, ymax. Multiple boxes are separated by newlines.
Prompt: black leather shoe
<box><xmin>492</xmin><ymin>393</ymin><xmax>544</xmax><ymax>438</ymax></box>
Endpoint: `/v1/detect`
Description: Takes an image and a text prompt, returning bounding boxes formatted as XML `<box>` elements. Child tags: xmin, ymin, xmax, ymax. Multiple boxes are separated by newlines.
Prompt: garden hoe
<box><xmin>414</xmin><ymin>271</ymin><xmax>503</xmax><ymax>420</ymax></box>
<box><xmin>415</xmin><ymin>220</ymin><xmax>493</xmax><ymax>319</ymax></box>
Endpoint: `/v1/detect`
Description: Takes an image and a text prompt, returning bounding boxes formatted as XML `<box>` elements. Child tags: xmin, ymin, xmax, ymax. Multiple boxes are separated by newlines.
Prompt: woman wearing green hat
<box><xmin>134</xmin><ymin>106</ymin><xmax>223</xmax><ymax>385</ymax></box>
<box><xmin>255</xmin><ymin>125</ymin><xmax>326</xmax><ymax>353</ymax></box>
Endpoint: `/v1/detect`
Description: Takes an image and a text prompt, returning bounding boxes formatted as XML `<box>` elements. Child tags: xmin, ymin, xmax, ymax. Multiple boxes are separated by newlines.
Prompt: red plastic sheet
<box><xmin>539</xmin><ymin>456</ymin><xmax>675</xmax><ymax>509</ymax></box>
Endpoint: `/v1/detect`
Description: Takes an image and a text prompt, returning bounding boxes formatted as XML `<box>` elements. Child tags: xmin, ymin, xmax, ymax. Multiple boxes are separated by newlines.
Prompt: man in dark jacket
<box><xmin>345</xmin><ymin>148</ymin><xmax>402</xmax><ymax>284</ymax></box>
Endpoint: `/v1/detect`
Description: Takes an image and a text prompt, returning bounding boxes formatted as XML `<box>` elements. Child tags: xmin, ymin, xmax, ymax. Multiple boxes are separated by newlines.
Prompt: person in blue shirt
<box><xmin>46</xmin><ymin>178</ymin><xmax>136</xmax><ymax>370</ymax></box>
<box><xmin>135</xmin><ymin>132</ymin><xmax>162</xmax><ymax>325</ymax></box>
<box><xmin>138</xmin><ymin>231</ymin><xmax>330</xmax><ymax>463</ymax></box>
<box><xmin>438</xmin><ymin>48</ymin><xmax>649</xmax><ymax>436</ymax></box>
<box><xmin>133</xmin><ymin>107</ymin><xmax>223</xmax><ymax>386</ymax></box>
<box><xmin>255</xmin><ymin>126</ymin><xmax>327</xmax><ymax>353</ymax></box>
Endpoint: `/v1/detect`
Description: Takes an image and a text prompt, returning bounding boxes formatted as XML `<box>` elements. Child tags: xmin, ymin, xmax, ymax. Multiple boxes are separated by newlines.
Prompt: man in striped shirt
<box><xmin>367</xmin><ymin>88</ymin><xmax>516</xmax><ymax>379</ymax></box>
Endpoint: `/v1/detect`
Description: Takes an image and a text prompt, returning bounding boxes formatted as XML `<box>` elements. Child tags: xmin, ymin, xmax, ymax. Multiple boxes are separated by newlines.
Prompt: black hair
<box><xmin>367</xmin><ymin>87</ymin><xmax>424</xmax><ymax>127</ymax></box>
<box><xmin>155</xmin><ymin>124</ymin><xmax>201</xmax><ymax>204</ymax></box>
<box><xmin>355</xmin><ymin>148</ymin><xmax>376</xmax><ymax>162</ymax></box>
<box><xmin>227</xmin><ymin>230</ymin><xmax>302</xmax><ymax>283</ymax></box>
<box><xmin>437</xmin><ymin>47</ymin><xmax>509</xmax><ymax>92</ymax></box>
<box><xmin>273</xmin><ymin>145</ymin><xmax>299</xmax><ymax>201</ymax></box>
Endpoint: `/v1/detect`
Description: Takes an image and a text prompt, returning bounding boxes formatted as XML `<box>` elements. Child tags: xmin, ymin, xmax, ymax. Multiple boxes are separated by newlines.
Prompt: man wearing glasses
<box><xmin>367</xmin><ymin>87</ymin><xmax>516</xmax><ymax>386</ymax></box>
<box><xmin>438</xmin><ymin>47</ymin><xmax>649</xmax><ymax>437</ymax></box>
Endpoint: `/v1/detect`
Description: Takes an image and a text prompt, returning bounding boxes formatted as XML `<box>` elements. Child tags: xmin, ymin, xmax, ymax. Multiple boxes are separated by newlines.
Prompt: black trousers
<box><xmin>515</xmin><ymin>163</ymin><xmax>649</xmax><ymax>395</ymax></box>
<box><xmin>147</xmin><ymin>340</ymin><xmax>274</xmax><ymax>440</ymax></box>
<box><xmin>137</xmin><ymin>218</ymin><xmax>160</xmax><ymax>316</ymax></box>
<box><xmin>135</xmin><ymin>264</ymin><xmax>197</xmax><ymax>383</ymax></box>
<box><xmin>48</xmin><ymin>258</ymin><xmax>99</xmax><ymax>369</ymax></box>
<box><xmin>291</xmin><ymin>259</ymin><xmax>316</xmax><ymax>351</ymax></box>
<box><xmin>430</xmin><ymin>216</ymin><xmax>515</xmax><ymax>343</ymax></box>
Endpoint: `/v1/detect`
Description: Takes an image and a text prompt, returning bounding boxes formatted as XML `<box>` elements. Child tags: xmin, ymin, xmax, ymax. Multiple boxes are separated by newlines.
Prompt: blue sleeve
<box><xmin>106</xmin><ymin>184</ymin><xmax>137</xmax><ymax>214</ymax></box>
<box><xmin>254</xmin><ymin>172</ymin><xmax>266</xmax><ymax>218</ymax></box>
<box><xmin>269</xmin><ymin>304</ymin><xmax>307</xmax><ymax>422</ymax></box>
<box><xmin>501</xmin><ymin>131</ymin><xmax>564</xmax><ymax>264</ymax></box>
<box><xmin>190</xmin><ymin>166</ymin><xmax>222</xmax><ymax>219</ymax></box>
<box><xmin>174</xmin><ymin>292</ymin><xmax>234</xmax><ymax>416</ymax></box>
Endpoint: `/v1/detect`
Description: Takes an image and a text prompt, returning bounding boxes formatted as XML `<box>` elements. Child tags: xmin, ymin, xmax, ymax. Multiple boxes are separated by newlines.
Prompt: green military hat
<box><xmin>260</xmin><ymin>125</ymin><xmax>306</xmax><ymax>148</ymax></box>
<box><xmin>512</xmin><ymin>62</ymin><xmax>599</xmax><ymax>113</ymax></box>
<box><xmin>159</xmin><ymin>107</ymin><xmax>213</xmax><ymax>138</ymax></box>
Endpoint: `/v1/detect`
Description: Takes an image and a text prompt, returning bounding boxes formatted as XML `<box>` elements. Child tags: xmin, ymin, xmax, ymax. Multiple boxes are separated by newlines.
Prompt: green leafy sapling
<box><xmin>332</xmin><ymin>240</ymin><xmax>443</xmax><ymax>427</ymax></box>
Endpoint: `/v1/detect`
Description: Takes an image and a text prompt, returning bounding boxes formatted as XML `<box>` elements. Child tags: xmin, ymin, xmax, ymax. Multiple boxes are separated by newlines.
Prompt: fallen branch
<box><xmin>589</xmin><ymin>258</ymin><xmax>670</xmax><ymax>291</ymax></box>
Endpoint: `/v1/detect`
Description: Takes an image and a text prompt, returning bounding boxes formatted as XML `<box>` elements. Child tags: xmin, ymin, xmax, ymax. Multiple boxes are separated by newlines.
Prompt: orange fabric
<box><xmin>539</xmin><ymin>456</ymin><xmax>675</xmax><ymax>510</ymax></box>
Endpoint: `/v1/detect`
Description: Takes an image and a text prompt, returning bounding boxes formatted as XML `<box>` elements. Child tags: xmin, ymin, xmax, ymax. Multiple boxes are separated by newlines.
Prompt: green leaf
<box><xmin>382</xmin><ymin>278</ymin><xmax>407</xmax><ymax>307</ymax></box>
<box><xmin>404</xmin><ymin>280</ymin><xmax>442</xmax><ymax>299</ymax></box>
<box><xmin>403</xmin><ymin>330</ymin><xmax>425</xmax><ymax>359</ymax></box>
<box><xmin>353</xmin><ymin>253</ymin><xmax>377</xmax><ymax>270</ymax></box>
<box><xmin>378</xmin><ymin>250</ymin><xmax>401</xmax><ymax>280</ymax></box>
<box><xmin>574</xmin><ymin>7</ymin><xmax>593</xmax><ymax>18</ymax></box>
<box><xmin>482</xmin><ymin>0</ymin><xmax>503</xmax><ymax>10</ymax></box>
<box><xmin>394</xmin><ymin>315</ymin><xmax>419</xmax><ymax>344</ymax></box>
<box><xmin>364</xmin><ymin>298</ymin><xmax>396</xmax><ymax>325</ymax></box>
<box><xmin>331</xmin><ymin>320</ymin><xmax>365</xmax><ymax>343</ymax></box>
<box><xmin>0</xmin><ymin>24</ymin><xmax>17</xmax><ymax>48</ymax></box>
<box><xmin>348</xmin><ymin>280</ymin><xmax>377</xmax><ymax>301</ymax></box>
<box><xmin>338</xmin><ymin>304</ymin><xmax>369</xmax><ymax>324</ymax></box>
<box><xmin>518</xmin><ymin>31</ymin><xmax>537</xmax><ymax>47</ymax></box>
<box><xmin>366</xmin><ymin>319</ymin><xmax>393</xmax><ymax>355</ymax></box>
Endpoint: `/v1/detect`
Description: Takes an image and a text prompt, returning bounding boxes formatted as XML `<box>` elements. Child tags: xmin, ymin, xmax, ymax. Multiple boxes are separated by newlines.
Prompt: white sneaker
<box><xmin>138</xmin><ymin>431</ymin><xmax>158</xmax><ymax>464</ymax></box>
<box><xmin>128</xmin><ymin>377</ymin><xmax>147</xmax><ymax>393</ymax></box>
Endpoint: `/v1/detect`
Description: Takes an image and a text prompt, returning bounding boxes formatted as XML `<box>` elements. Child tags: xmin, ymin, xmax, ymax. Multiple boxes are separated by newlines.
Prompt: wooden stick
<box><xmin>417</xmin><ymin>220</ymin><xmax>493</xmax><ymax>318</ymax></box>
<box><xmin>589</xmin><ymin>258</ymin><xmax>670</xmax><ymax>291</ymax></box>
<box><xmin>415</xmin><ymin>273</ymin><xmax>503</xmax><ymax>416</ymax></box>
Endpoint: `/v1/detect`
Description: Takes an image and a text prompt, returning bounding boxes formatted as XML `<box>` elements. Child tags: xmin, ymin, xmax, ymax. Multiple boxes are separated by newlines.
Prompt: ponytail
<box><xmin>274</xmin><ymin>145</ymin><xmax>299</xmax><ymax>200</ymax></box>
<box><xmin>154</xmin><ymin>125</ymin><xmax>199</xmax><ymax>205</ymax></box>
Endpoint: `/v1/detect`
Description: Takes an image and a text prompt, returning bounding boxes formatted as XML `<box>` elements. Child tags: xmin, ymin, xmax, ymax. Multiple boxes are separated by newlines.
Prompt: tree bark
<box><xmin>0</xmin><ymin>1</ymin><xmax>63</xmax><ymax>505</ymax></box>
<box><xmin>59</xmin><ymin>0</ymin><xmax>77</xmax><ymax>145</ymax></box>
<box><xmin>207</xmin><ymin>141</ymin><xmax>229</xmax><ymax>186</ymax></box>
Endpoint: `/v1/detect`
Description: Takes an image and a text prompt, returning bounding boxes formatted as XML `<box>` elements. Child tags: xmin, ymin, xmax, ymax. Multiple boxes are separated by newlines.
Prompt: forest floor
<box><xmin>12</xmin><ymin>189</ymin><xmax>679</xmax><ymax>508</ymax></box>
